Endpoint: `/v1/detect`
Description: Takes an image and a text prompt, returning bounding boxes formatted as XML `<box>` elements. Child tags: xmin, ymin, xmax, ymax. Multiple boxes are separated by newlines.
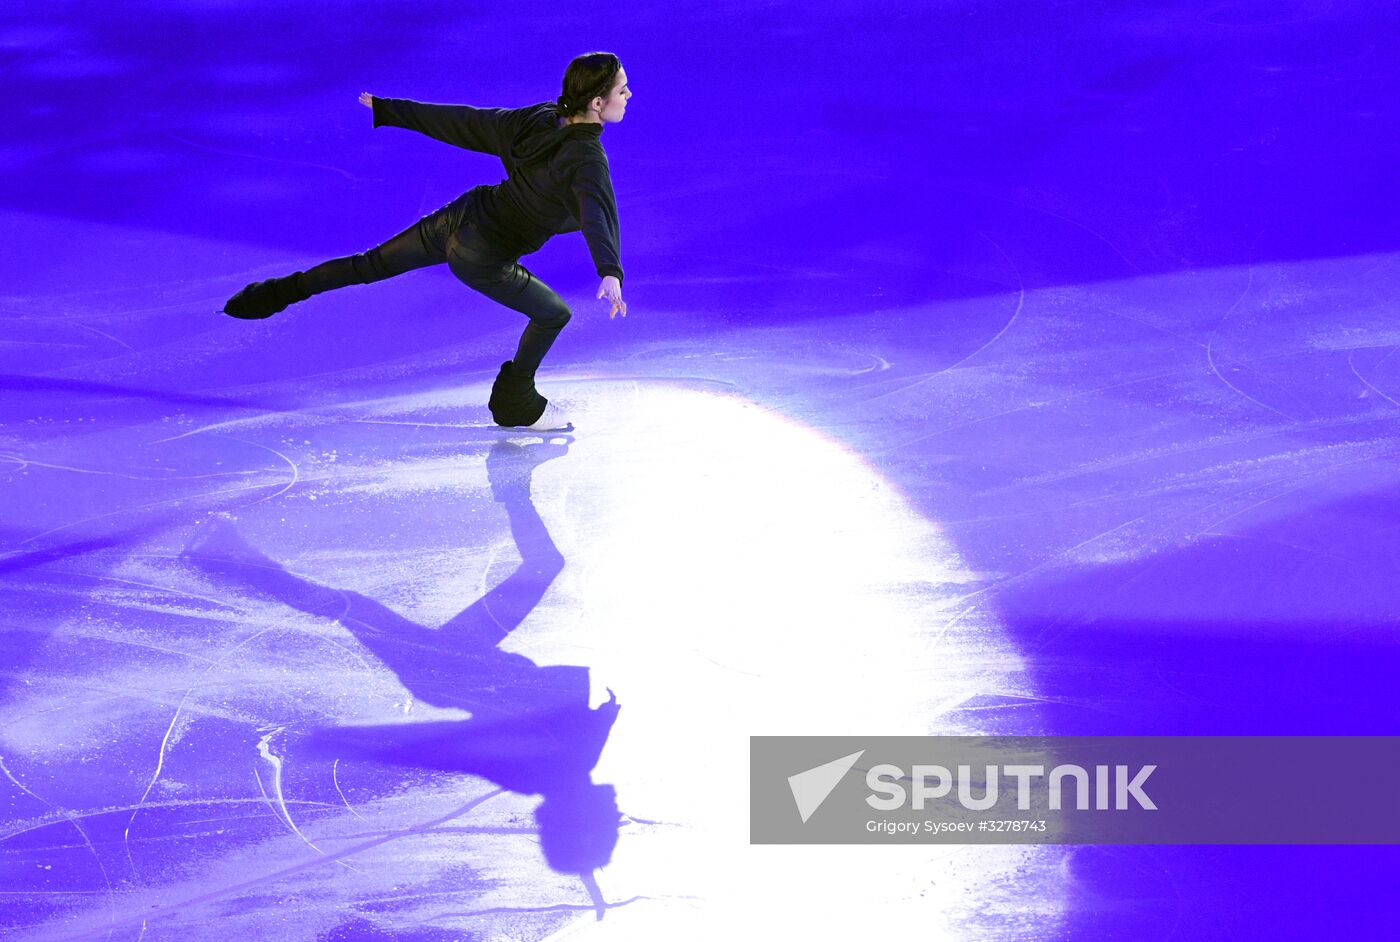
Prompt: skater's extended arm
<box><xmin>569</xmin><ymin>158</ymin><xmax>625</xmax><ymax>287</ymax></box>
<box><xmin>360</xmin><ymin>91</ymin><xmax>521</xmax><ymax>157</ymax></box>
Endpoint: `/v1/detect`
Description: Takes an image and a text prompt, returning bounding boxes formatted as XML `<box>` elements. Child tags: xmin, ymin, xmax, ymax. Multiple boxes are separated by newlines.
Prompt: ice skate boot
<box><xmin>489</xmin><ymin>361</ymin><xmax>574</xmax><ymax>431</ymax></box>
<box><xmin>525</xmin><ymin>400</ymin><xmax>573</xmax><ymax>432</ymax></box>
<box><xmin>222</xmin><ymin>272</ymin><xmax>309</xmax><ymax>319</ymax></box>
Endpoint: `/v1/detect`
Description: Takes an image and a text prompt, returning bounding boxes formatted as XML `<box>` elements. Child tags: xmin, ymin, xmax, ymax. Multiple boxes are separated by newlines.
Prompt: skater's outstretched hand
<box><xmin>358</xmin><ymin>92</ymin><xmax>373</xmax><ymax>109</ymax></box>
<box><xmin>597</xmin><ymin>275</ymin><xmax>626</xmax><ymax>319</ymax></box>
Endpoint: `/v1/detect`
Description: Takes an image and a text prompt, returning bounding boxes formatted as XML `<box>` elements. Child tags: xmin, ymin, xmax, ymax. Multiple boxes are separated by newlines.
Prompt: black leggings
<box><xmin>298</xmin><ymin>192</ymin><xmax>570</xmax><ymax>376</ymax></box>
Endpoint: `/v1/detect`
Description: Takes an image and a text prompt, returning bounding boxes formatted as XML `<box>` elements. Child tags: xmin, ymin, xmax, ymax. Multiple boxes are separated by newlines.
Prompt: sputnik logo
<box><xmin>787</xmin><ymin>750</ymin><xmax>865</xmax><ymax>823</ymax></box>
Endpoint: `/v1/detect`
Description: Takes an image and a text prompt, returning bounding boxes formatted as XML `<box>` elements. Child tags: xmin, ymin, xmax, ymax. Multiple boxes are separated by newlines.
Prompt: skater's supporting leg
<box><xmin>510</xmin><ymin>319</ymin><xmax>568</xmax><ymax>376</ymax></box>
<box><xmin>447</xmin><ymin>225</ymin><xmax>573</xmax><ymax>375</ymax></box>
<box><xmin>499</xmin><ymin>312</ymin><xmax>573</xmax><ymax>429</ymax></box>
<box><xmin>446</xmin><ymin>224</ymin><xmax>574</xmax><ymax>428</ymax></box>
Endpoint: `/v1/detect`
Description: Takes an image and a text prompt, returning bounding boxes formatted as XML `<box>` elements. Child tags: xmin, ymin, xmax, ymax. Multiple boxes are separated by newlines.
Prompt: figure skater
<box><xmin>221</xmin><ymin>52</ymin><xmax>633</xmax><ymax>432</ymax></box>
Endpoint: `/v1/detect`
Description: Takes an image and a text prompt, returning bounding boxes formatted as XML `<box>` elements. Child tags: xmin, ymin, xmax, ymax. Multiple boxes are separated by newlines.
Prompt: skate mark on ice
<box><xmin>848</xmin><ymin>353</ymin><xmax>891</xmax><ymax>375</ymax></box>
<box><xmin>969</xmin><ymin>184</ymin><xmax>1144</xmax><ymax>275</ymax></box>
<box><xmin>164</xmin><ymin>132</ymin><xmax>369</xmax><ymax>183</ymax></box>
<box><xmin>86</xmin><ymin>790</ymin><xmax>508</xmax><ymax>940</ymax></box>
<box><xmin>1021</xmin><ymin>445</ymin><xmax>1400</xmax><ymax>654</ymax></box>
<box><xmin>72</xmin><ymin>322</ymin><xmax>136</xmax><ymax>351</ymax></box>
<box><xmin>2</xmin><ymin>797</ymin><xmax>341</xmax><ymax>846</ymax></box>
<box><xmin>996</xmin><ymin>411</ymin><xmax>1396</xmax><ymax>492</ymax></box>
<box><xmin>0</xmin><ymin>339</ymin><xmax>88</xmax><ymax>349</ymax></box>
<box><xmin>82</xmin><ymin>565</ymin><xmax>251</xmax><ymax>614</ymax></box>
<box><xmin>868</xmin><ymin>363</ymin><xmax>1189</xmax><ymax>457</ymax></box>
<box><xmin>1348</xmin><ymin>350</ymin><xmax>1400</xmax><ymax>408</ymax></box>
<box><xmin>122</xmin><ymin>622</ymin><xmax>287</xmax><ymax>873</ymax></box>
<box><xmin>149</xmin><ymin>414</ymin><xmax>294</xmax><ymax>445</ymax></box>
<box><xmin>0</xmin><ymin>452</ymin><xmax>260</xmax><ymax>483</ymax></box>
<box><xmin>255</xmin><ymin>729</ymin><xmax>362</xmax><ymax>873</ymax></box>
<box><xmin>860</xmin><ymin>231</ymin><xmax>1025</xmax><ymax>404</ymax></box>
<box><xmin>0</xmin><ymin>755</ymin><xmax>117</xmax><ymax>942</ymax></box>
<box><xmin>480</xmin><ymin>536</ymin><xmax>524</xmax><ymax>636</ymax></box>
<box><xmin>63</xmin><ymin>625</ymin><xmax>221</xmax><ymax>666</ymax></box>
<box><xmin>7</xmin><ymin>470</ymin><xmax>305</xmax><ymax>556</ymax></box>
<box><xmin>331</xmin><ymin>759</ymin><xmax>370</xmax><ymax>824</ymax></box>
<box><xmin>1204</xmin><ymin>268</ymin><xmax>1293</xmax><ymax>419</ymax></box>
<box><xmin>222</xmin><ymin>438</ymin><xmax>300</xmax><ymax>506</ymax></box>
<box><xmin>1190</xmin><ymin>445</ymin><xmax>1400</xmax><ymax>540</ymax></box>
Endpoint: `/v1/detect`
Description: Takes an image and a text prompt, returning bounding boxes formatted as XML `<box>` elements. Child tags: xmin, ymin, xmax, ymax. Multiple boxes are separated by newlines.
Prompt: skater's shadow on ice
<box><xmin>182</xmin><ymin>437</ymin><xmax>622</xmax><ymax>901</ymax></box>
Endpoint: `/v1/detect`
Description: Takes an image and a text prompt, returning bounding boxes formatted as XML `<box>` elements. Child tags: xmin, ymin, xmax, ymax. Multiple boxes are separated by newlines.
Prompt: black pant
<box><xmin>299</xmin><ymin>192</ymin><xmax>570</xmax><ymax>376</ymax></box>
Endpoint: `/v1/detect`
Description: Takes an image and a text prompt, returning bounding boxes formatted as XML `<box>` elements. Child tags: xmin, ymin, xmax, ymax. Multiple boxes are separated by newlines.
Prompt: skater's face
<box><xmin>596</xmin><ymin>68</ymin><xmax>631</xmax><ymax>123</ymax></box>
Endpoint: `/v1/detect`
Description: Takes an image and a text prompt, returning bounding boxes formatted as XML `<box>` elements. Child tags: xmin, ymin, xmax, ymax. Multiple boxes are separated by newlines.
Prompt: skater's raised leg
<box><xmin>222</xmin><ymin>196</ymin><xmax>463</xmax><ymax>319</ymax></box>
<box><xmin>296</xmin><ymin>217</ymin><xmax>441</xmax><ymax>297</ymax></box>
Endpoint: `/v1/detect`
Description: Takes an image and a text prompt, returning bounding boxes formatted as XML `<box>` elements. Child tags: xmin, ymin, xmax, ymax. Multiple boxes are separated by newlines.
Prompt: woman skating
<box><xmin>222</xmin><ymin>52</ymin><xmax>633</xmax><ymax>431</ymax></box>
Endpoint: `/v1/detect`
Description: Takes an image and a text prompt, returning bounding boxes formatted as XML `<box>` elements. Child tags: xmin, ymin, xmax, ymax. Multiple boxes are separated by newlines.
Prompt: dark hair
<box><xmin>553</xmin><ymin>51</ymin><xmax>623</xmax><ymax>119</ymax></box>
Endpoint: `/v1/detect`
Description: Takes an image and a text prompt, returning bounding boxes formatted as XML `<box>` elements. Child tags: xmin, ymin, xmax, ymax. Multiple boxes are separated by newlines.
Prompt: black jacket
<box><xmin>372</xmin><ymin>97</ymin><xmax>624</xmax><ymax>282</ymax></box>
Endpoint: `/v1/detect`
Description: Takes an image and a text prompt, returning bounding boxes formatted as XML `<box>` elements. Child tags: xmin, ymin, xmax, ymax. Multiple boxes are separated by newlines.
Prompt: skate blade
<box><xmin>492</xmin><ymin>421</ymin><xmax>575</xmax><ymax>434</ymax></box>
<box><xmin>526</xmin><ymin>420</ymin><xmax>574</xmax><ymax>432</ymax></box>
